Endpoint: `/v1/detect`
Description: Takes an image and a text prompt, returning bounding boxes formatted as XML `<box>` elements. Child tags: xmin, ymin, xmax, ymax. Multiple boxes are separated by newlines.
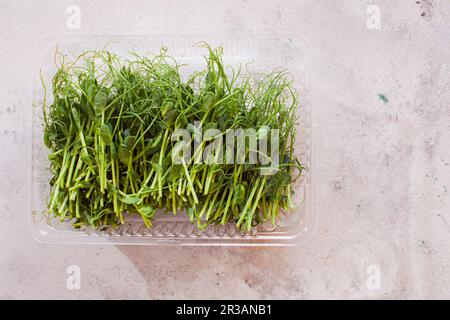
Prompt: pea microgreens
<box><xmin>41</xmin><ymin>43</ymin><xmax>303</xmax><ymax>231</ymax></box>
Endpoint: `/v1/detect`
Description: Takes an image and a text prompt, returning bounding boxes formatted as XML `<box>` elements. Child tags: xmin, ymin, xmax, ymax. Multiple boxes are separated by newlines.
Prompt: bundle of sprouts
<box><xmin>41</xmin><ymin>44</ymin><xmax>302</xmax><ymax>231</ymax></box>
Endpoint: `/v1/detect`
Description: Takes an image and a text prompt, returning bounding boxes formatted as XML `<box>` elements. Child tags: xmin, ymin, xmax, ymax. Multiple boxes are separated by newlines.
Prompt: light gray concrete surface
<box><xmin>1</xmin><ymin>0</ymin><xmax>450</xmax><ymax>299</ymax></box>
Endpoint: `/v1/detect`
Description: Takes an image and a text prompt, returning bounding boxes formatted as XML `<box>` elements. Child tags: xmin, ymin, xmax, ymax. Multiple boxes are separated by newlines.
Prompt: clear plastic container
<box><xmin>28</xmin><ymin>32</ymin><xmax>312</xmax><ymax>246</ymax></box>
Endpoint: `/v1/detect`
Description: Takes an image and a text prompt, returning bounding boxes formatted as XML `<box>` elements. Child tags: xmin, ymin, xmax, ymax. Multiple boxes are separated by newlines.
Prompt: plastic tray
<box><xmin>28</xmin><ymin>32</ymin><xmax>312</xmax><ymax>246</ymax></box>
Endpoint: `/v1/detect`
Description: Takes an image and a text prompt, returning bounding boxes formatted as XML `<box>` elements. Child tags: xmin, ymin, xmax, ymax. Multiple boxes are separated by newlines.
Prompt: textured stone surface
<box><xmin>1</xmin><ymin>0</ymin><xmax>450</xmax><ymax>299</ymax></box>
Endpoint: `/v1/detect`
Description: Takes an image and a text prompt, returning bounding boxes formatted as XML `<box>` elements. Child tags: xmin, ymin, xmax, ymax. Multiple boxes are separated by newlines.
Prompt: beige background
<box><xmin>1</xmin><ymin>0</ymin><xmax>450</xmax><ymax>299</ymax></box>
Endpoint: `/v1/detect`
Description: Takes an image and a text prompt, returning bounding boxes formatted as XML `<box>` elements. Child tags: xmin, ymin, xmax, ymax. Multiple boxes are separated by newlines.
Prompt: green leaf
<box><xmin>121</xmin><ymin>195</ymin><xmax>140</xmax><ymax>204</ymax></box>
<box><xmin>163</xmin><ymin>109</ymin><xmax>178</xmax><ymax>126</ymax></box>
<box><xmin>136</xmin><ymin>205</ymin><xmax>155</xmax><ymax>217</ymax></box>
<box><xmin>278</xmin><ymin>172</ymin><xmax>291</xmax><ymax>186</ymax></box>
<box><xmin>161</xmin><ymin>101</ymin><xmax>174</xmax><ymax>117</ymax></box>
<box><xmin>93</xmin><ymin>91</ymin><xmax>108</xmax><ymax>115</ymax></box>
<box><xmin>233</xmin><ymin>184</ymin><xmax>245</xmax><ymax>205</ymax></box>
<box><xmin>124</xmin><ymin>135</ymin><xmax>136</xmax><ymax>150</ymax></box>
<box><xmin>248</xmin><ymin>107</ymin><xmax>257</xmax><ymax>124</ymax></box>
<box><xmin>99</xmin><ymin>123</ymin><xmax>112</xmax><ymax>145</ymax></box>
<box><xmin>44</xmin><ymin>131</ymin><xmax>57</xmax><ymax>148</ymax></box>
<box><xmin>202</xmin><ymin>92</ymin><xmax>216</xmax><ymax>111</ymax></box>
<box><xmin>167</xmin><ymin>165</ymin><xmax>182</xmax><ymax>182</ymax></box>
<box><xmin>118</xmin><ymin>144</ymin><xmax>131</xmax><ymax>164</ymax></box>
<box><xmin>265</xmin><ymin>172</ymin><xmax>292</xmax><ymax>196</ymax></box>
<box><xmin>87</xmin><ymin>84</ymin><xmax>96</xmax><ymax>100</ymax></box>
<box><xmin>144</xmin><ymin>133</ymin><xmax>162</xmax><ymax>156</ymax></box>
